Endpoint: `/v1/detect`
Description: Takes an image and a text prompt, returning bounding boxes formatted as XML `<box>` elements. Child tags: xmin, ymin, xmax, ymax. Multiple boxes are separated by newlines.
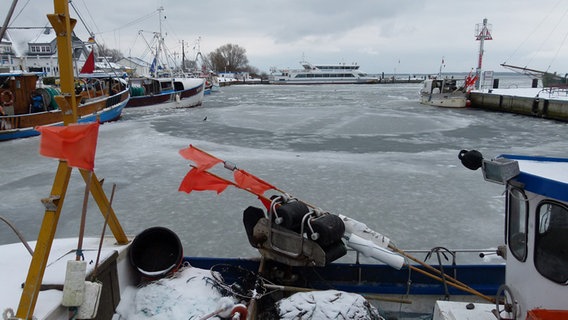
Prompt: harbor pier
<box><xmin>469</xmin><ymin>88</ymin><xmax>568</xmax><ymax>122</ymax></box>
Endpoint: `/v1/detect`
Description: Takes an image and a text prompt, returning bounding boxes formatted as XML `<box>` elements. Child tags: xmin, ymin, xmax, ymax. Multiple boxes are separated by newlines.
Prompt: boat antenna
<box><xmin>194</xmin><ymin>36</ymin><xmax>207</xmax><ymax>71</ymax></box>
<box><xmin>438</xmin><ymin>57</ymin><xmax>445</xmax><ymax>77</ymax></box>
<box><xmin>181</xmin><ymin>39</ymin><xmax>186</xmax><ymax>72</ymax></box>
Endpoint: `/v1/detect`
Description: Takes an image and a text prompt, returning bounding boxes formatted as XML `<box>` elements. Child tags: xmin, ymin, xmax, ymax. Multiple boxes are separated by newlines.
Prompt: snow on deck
<box><xmin>475</xmin><ymin>87</ymin><xmax>568</xmax><ymax>101</ymax></box>
<box><xmin>0</xmin><ymin>237</ymin><xmax>130</xmax><ymax>319</ymax></box>
<box><xmin>517</xmin><ymin>159</ymin><xmax>568</xmax><ymax>184</ymax></box>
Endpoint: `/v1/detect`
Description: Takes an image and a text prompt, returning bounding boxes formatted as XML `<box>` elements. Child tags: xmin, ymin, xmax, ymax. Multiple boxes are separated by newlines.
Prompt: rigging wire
<box><xmin>502</xmin><ymin>0</ymin><xmax>562</xmax><ymax>67</ymax></box>
<box><xmin>5</xmin><ymin>0</ymin><xmax>31</xmax><ymax>28</ymax></box>
<box><xmin>536</xmin><ymin>3</ymin><xmax>568</xmax><ymax>72</ymax></box>
<box><xmin>138</xmin><ymin>31</ymin><xmax>157</xmax><ymax>60</ymax></box>
<box><xmin>102</xmin><ymin>10</ymin><xmax>160</xmax><ymax>35</ymax></box>
<box><xmin>546</xmin><ymin>5</ymin><xmax>568</xmax><ymax>72</ymax></box>
<box><xmin>77</xmin><ymin>0</ymin><xmax>102</xmax><ymax>36</ymax></box>
<box><xmin>71</xmin><ymin>0</ymin><xmax>95</xmax><ymax>38</ymax></box>
<box><xmin>68</xmin><ymin>1</ymin><xmax>123</xmax><ymax>78</ymax></box>
<box><xmin>96</xmin><ymin>9</ymin><xmax>160</xmax><ymax>55</ymax></box>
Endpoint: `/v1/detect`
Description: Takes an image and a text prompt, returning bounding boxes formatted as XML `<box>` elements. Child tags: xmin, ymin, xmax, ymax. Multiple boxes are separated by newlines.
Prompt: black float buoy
<box><xmin>458</xmin><ymin>149</ymin><xmax>483</xmax><ymax>171</ymax></box>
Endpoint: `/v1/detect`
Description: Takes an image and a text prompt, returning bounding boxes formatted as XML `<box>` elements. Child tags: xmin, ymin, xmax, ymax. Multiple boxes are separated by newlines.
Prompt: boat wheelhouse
<box><xmin>419</xmin><ymin>77</ymin><xmax>469</xmax><ymax>108</ymax></box>
<box><xmin>126</xmin><ymin>76</ymin><xmax>204</xmax><ymax>108</ymax></box>
<box><xmin>269</xmin><ymin>61</ymin><xmax>379</xmax><ymax>84</ymax></box>
<box><xmin>0</xmin><ymin>71</ymin><xmax>129</xmax><ymax>141</ymax></box>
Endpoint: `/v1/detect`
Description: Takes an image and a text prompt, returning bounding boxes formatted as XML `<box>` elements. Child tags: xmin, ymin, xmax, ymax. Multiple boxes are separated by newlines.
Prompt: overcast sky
<box><xmin>7</xmin><ymin>0</ymin><xmax>568</xmax><ymax>75</ymax></box>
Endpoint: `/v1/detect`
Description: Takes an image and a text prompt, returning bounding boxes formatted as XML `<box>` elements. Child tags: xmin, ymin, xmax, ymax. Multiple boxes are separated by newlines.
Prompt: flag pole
<box><xmin>76</xmin><ymin>171</ymin><xmax>92</xmax><ymax>261</ymax></box>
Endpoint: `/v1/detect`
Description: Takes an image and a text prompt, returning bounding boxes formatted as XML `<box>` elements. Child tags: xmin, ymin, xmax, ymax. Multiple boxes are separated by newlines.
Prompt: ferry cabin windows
<box><xmin>535</xmin><ymin>201</ymin><xmax>568</xmax><ymax>284</ymax></box>
<box><xmin>507</xmin><ymin>188</ymin><xmax>528</xmax><ymax>261</ymax></box>
<box><xmin>294</xmin><ymin>73</ymin><xmax>356</xmax><ymax>79</ymax></box>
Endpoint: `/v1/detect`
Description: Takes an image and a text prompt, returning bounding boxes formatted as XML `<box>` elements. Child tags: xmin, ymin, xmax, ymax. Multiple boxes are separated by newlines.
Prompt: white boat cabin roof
<box><xmin>301</xmin><ymin>61</ymin><xmax>361</xmax><ymax>71</ymax></box>
<box><xmin>501</xmin><ymin>154</ymin><xmax>568</xmax><ymax>202</ymax></box>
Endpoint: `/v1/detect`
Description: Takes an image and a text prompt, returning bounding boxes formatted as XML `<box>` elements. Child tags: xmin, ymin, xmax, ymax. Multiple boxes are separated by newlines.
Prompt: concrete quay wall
<box><xmin>469</xmin><ymin>91</ymin><xmax>568</xmax><ymax>122</ymax></box>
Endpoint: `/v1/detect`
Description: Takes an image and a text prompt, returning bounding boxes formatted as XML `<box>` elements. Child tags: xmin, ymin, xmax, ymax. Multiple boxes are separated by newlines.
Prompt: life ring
<box><xmin>230</xmin><ymin>304</ymin><xmax>248</xmax><ymax>319</ymax></box>
<box><xmin>1</xmin><ymin>90</ymin><xmax>14</xmax><ymax>106</ymax></box>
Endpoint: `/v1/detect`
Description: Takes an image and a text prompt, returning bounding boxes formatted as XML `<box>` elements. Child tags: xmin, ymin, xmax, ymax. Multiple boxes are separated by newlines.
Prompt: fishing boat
<box><xmin>126</xmin><ymin>76</ymin><xmax>205</xmax><ymax>108</ymax></box>
<box><xmin>125</xmin><ymin>8</ymin><xmax>205</xmax><ymax>108</ymax></box>
<box><xmin>419</xmin><ymin>18</ymin><xmax>492</xmax><ymax>108</ymax></box>
<box><xmin>269</xmin><ymin>60</ymin><xmax>379</xmax><ymax>84</ymax></box>
<box><xmin>3</xmin><ymin>3</ymin><xmax>568</xmax><ymax>320</ymax></box>
<box><xmin>419</xmin><ymin>77</ymin><xmax>472</xmax><ymax>108</ymax></box>
<box><xmin>4</xmin><ymin>138</ymin><xmax>568</xmax><ymax>319</ymax></box>
<box><xmin>0</xmin><ymin>71</ymin><xmax>128</xmax><ymax>141</ymax></box>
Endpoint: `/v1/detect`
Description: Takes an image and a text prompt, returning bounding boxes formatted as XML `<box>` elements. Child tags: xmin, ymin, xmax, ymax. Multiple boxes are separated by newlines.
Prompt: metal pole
<box><xmin>476</xmin><ymin>18</ymin><xmax>488</xmax><ymax>90</ymax></box>
<box><xmin>0</xmin><ymin>0</ymin><xmax>19</xmax><ymax>49</ymax></box>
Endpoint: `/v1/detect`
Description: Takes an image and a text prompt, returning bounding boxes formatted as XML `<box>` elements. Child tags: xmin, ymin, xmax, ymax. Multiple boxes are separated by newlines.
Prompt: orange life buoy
<box><xmin>1</xmin><ymin>90</ymin><xmax>14</xmax><ymax>106</ymax></box>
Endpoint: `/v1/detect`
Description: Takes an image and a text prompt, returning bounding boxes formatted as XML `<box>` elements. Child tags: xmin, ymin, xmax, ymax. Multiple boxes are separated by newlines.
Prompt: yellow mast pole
<box><xmin>16</xmin><ymin>3</ymin><xmax>76</xmax><ymax>318</ymax></box>
<box><xmin>16</xmin><ymin>1</ymin><xmax>127</xmax><ymax>318</ymax></box>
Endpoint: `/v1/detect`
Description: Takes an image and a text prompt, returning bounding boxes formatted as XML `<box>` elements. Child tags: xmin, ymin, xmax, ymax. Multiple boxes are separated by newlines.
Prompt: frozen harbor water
<box><xmin>1</xmin><ymin>74</ymin><xmax>567</xmax><ymax>264</ymax></box>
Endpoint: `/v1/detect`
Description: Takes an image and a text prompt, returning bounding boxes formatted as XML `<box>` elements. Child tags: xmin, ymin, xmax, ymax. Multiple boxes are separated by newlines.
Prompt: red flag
<box><xmin>179</xmin><ymin>145</ymin><xmax>222</xmax><ymax>171</ymax></box>
<box><xmin>258</xmin><ymin>196</ymin><xmax>273</xmax><ymax>210</ymax></box>
<box><xmin>179</xmin><ymin>168</ymin><xmax>231</xmax><ymax>194</ymax></box>
<box><xmin>80</xmin><ymin>50</ymin><xmax>95</xmax><ymax>74</ymax></box>
<box><xmin>36</xmin><ymin>122</ymin><xmax>100</xmax><ymax>171</ymax></box>
<box><xmin>234</xmin><ymin>169</ymin><xmax>275</xmax><ymax>195</ymax></box>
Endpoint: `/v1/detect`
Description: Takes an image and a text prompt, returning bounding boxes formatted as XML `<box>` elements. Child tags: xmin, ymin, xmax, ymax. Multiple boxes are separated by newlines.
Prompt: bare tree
<box><xmin>207</xmin><ymin>44</ymin><xmax>249</xmax><ymax>73</ymax></box>
<box><xmin>97</xmin><ymin>43</ymin><xmax>124</xmax><ymax>62</ymax></box>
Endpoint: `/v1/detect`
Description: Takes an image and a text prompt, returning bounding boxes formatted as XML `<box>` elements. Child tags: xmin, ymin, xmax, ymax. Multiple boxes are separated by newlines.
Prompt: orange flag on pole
<box><xmin>36</xmin><ymin>122</ymin><xmax>100</xmax><ymax>171</ymax></box>
<box><xmin>179</xmin><ymin>144</ymin><xmax>223</xmax><ymax>171</ymax></box>
<box><xmin>234</xmin><ymin>169</ymin><xmax>275</xmax><ymax>195</ymax></box>
<box><xmin>179</xmin><ymin>168</ymin><xmax>232</xmax><ymax>194</ymax></box>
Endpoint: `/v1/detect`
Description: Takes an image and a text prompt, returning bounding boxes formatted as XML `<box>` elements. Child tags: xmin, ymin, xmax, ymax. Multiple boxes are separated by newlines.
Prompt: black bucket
<box><xmin>129</xmin><ymin>226</ymin><xmax>183</xmax><ymax>280</ymax></box>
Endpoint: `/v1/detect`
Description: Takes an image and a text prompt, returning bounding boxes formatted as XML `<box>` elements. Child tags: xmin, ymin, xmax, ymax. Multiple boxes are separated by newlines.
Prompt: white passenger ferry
<box><xmin>269</xmin><ymin>61</ymin><xmax>379</xmax><ymax>84</ymax></box>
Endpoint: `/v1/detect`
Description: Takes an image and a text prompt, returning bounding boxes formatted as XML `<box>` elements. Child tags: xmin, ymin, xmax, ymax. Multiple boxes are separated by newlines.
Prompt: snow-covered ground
<box><xmin>477</xmin><ymin>87</ymin><xmax>568</xmax><ymax>100</ymax></box>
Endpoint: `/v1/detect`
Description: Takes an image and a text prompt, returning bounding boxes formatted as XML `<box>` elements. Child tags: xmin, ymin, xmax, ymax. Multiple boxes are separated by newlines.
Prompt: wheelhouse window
<box><xmin>535</xmin><ymin>201</ymin><xmax>568</xmax><ymax>284</ymax></box>
<box><xmin>160</xmin><ymin>81</ymin><xmax>173</xmax><ymax>91</ymax></box>
<box><xmin>507</xmin><ymin>188</ymin><xmax>528</xmax><ymax>261</ymax></box>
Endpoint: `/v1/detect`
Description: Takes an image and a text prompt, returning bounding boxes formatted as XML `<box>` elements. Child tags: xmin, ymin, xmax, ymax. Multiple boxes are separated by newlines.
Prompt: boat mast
<box><xmin>475</xmin><ymin>18</ymin><xmax>492</xmax><ymax>90</ymax></box>
<box><xmin>181</xmin><ymin>39</ymin><xmax>185</xmax><ymax>72</ymax></box>
<box><xmin>0</xmin><ymin>0</ymin><xmax>18</xmax><ymax>48</ymax></box>
<box><xmin>16</xmin><ymin>2</ymin><xmax>128</xmax><ymax>318</ymax></box>
<box><xmin>194</xmin><ymin>36</ymin><xmax>205</xmax><ymax>73</ymax></box>
<box><xmin>152</xmin><ymin>6</ymin><xmax>164</xmax><ymax>76</ymax></box>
